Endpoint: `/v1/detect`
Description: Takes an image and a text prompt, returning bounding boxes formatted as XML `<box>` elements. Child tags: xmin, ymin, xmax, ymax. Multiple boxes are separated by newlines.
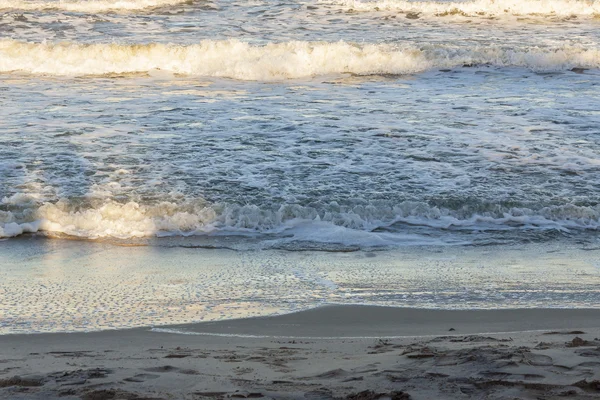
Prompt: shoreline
<box><xmin>3</xmin><ymin>304</ymin><xmax>600</xmax><ymax>338</ymax></box>
<box><xmin>3</xmin><ymin>238</ymin><xmax>600</xmax><ymax>335</ymax></box>
<box><xmin>162</xmin><ymin>304</ymin><xmax>600</xmax><ymax>336</ymax></box>
<box><xmin>2</xmin><ymin>305</ymin><xmax>600</xmax><ymax>399</ymax></box>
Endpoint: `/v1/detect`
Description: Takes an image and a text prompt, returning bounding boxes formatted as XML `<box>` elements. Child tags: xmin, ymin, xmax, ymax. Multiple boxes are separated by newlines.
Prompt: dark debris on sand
<box><xmin>80</xmin><ymin>388</ymin><xmax>165</xmax><ymax>400</ymax></box>
<box><xmin>345</xmin><ymin>390</ymin><xmax>411</xmax><ymax>400</ymax></box>
<box><xmin>3</xmin><ymin>332</ymin><xmax>600</xmax><ymax>400</ymax></box>
<box><xmin>0</xmin><ymin>376</ymin><xmax>46</xmax><ymax>388</ymax></box>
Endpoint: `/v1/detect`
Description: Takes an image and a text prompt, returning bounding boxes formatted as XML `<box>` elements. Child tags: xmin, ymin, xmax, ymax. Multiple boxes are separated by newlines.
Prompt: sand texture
<box><xmin>1</xmin><ymin>306</ymin><xmax>600</xmax><ymax>399</ymax></box>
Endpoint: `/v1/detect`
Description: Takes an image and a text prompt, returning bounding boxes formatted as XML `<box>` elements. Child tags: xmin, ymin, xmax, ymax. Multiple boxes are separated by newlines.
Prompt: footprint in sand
<box><xmin>304</xmin><ymin>388</ymin><xmax>335</xmax><ymax>400</ymax></box>
<box><xmin>142</xmin><ymin>366</ymin><xmax>179</xmax><ymax>373</ymax></box>
<box><xmin>123</xmin><ymin>373</ymin><xmax>160</xmax><ymax>383</ymax></box>
<box><xmin>522</xmin><ymin>353</ymin><xmax>553</xmax><ymax>366</ymax></box>
<box><xmin>164</xmin><ymin>354</ymin><xmax>190</xmax><ymax>358</ymax></box>
<box><xmin>142</xmin><ymin>366</ymin><xmax>200</xmax><ymax>375</ymax></box>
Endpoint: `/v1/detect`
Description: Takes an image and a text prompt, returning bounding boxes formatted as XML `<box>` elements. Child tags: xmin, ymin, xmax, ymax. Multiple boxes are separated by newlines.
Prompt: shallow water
<box><xmin>2</xmin><ymin>238</ymin><xmax>600</xmax><ymax>334</ymax></box>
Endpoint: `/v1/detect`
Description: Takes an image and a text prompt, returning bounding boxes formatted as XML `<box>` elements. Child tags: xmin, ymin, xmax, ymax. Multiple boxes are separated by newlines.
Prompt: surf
<box><xmin>0</xmin><ymin>0</ymin><xmax>192</xmax><ymax>12</ymax></box>
<box><xmin>1</xmin><ymin>39</ymin><xmax>599</xmax><ymax>79</ymax></box>
<box><xmin>2</xmin><ymin>196</ymin><xmax>600</xmax><ymax>245</ymax></box>
<box><xmin>321</xmin><ymin>0</ymin><xmax>600</xmax><ymax>18</ymax></box>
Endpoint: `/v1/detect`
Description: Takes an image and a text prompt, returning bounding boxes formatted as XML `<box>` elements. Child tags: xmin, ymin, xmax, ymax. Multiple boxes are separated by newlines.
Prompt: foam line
<box><xmin>0</xmin><ymin>39</ymin><xmax>599</xmax><ymax>79</ymax></box>
<box><xmin>321</xmin><ymin>0</ymin><xmax>600</xmax><ymax>17</ymax></box>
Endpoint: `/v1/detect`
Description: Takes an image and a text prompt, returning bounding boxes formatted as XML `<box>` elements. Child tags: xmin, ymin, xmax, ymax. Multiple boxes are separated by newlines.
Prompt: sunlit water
<box><xmin>1</xmin><ymin>0</ymin><xmax>600</xmax><ymax>248</ymax></box>
<box><xmin>2</xmin><ymin>239</ymin><xmax>600</xmax><ymax>334</ymax></box>
<box><xmin>1</xmin><ymin>0</ymin><xmax>600</xmax><ymax>333</ymax></box>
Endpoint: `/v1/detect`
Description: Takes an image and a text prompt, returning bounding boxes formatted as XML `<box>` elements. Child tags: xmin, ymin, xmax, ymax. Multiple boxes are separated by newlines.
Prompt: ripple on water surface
<box><xmin>1</xmin><ymin>239</ymin><xmax>600</xmax><ymax>334</ymax></box>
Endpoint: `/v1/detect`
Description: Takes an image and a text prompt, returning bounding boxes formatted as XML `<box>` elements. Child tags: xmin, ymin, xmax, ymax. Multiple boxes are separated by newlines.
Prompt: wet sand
<box><xmin>2</xmin><ymin>305</ymin><xmax>600</xmax><ymax>399</ymax></box>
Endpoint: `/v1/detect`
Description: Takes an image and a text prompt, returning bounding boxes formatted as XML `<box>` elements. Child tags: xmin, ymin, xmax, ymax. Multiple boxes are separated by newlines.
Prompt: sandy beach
<box><xmin>2</xmin><ymin>305</ymin><xmax>600</xmax><ymax>399</ymax></box>
<box><xmin>2</xmin><ymin>0</ymin><xmax>600</xmax><ymax>398</ymax></box>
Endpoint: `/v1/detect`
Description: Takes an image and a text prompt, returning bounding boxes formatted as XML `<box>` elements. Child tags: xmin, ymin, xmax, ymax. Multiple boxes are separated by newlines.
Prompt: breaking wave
<box><xmin>322</xmin><ymin>0</ymin><xmax>600</xmax><ymax>17</ymax></box>
<box><xmin>0</xmin><ymin>0</ymin><xmax>191</xmax><ymax>12</ymax></box>
<box><xmin>1</xmin><ymin>0</ymin><xmax>597</xmax><ymax>16</ymax></box>
<box><xmin>2</xmin><ymin>196</ymin><xmax>600</xmax><ymax>246</ymax></box>
<box><xmin>0</xmin><ymin>39</ymin><xmax>598</xmax><ymax>79</ymax></box>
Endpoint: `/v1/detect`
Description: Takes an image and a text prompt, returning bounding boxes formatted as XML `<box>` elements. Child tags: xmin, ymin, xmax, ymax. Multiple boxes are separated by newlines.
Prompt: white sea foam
<box><xmin>0</xmin><ymin>200</ymin><xmax>219</xmax><ymax>239</ymax></box>
<box><xmin>2</xmin><ymin>198</ymin><xmax>600</xmax><ymax>243</ymax></box>
<box><xmin>0</xmin><ymin>0</ymin><xmax>191</xmax><ymax>12</ymax></box>
<box><xmin>0</xmin><ymin>39</ymin><xmax>598</xmax><ymax>79</ymax></box>
<box><xmin>322</xmin><ymin>0</ymin><xmax>600</xmax><ymax>17</ymax></box>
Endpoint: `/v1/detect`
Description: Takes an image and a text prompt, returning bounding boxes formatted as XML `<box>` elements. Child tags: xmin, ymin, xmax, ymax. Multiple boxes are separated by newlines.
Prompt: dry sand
<box><xmin>1</xmin><ymin>305</ymin><xmax>600</xmax><ymax>399</ymax></box>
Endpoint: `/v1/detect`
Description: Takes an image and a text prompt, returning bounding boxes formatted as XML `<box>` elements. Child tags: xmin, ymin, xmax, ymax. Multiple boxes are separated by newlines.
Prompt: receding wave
<box><xmin>322</xmin><ymin>0</ymin><xmax>600</xmax><ymax>17</ymax></box>
<box><xmin>2</xmin><ymin>196</ymin><xmax>600</xmax><ymax>246</ymax></box>
<box><xmin>0</xmin><ymin>0</ymin><xmax>191</xmax><ymax>12</ymax></box>
<box><xmin>0</xmin><ymin>39</ymin><xmax>599</xmax><ymax>79</ymax></box>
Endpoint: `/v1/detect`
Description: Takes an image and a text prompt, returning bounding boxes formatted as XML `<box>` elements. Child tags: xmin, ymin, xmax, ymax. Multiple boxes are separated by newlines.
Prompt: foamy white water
<box><xmin>1</xmin><ymin>0</ymin><xmax>600</xmax><ymax>250</ymax></box>
<box><xmin>1</xmin><ymin>39</ymin><xmax>599</xmax><ymax>78</ymax></box>
<box><xmin>322</xmin><ymin>0</ymin><xmax>600</xmax><ymax>17</ymax></box>
<box><xmin>1</xmin><ymin>0</ymin><xmax>600</xmax><ymax>336</ymax></box>
<box><xmin>0</xmin><ymin>0</ymin><xmax>191</xmax><ymax>12</ymax></box>
<box><xmin>3</xmin><ymin>195</ymin><xmax>600</xmax><ymax>246</ymax></box>
<box><xmin>3</xmin><ymin>0</ymin><xmax>598</xmax><ymax>16</ymax></box>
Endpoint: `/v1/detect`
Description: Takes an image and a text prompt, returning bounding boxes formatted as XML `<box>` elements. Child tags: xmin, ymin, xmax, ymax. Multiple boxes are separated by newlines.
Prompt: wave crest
<box><xmin>322</xmin><ymin>0</ymin><xmax>600</xmax><ymax>17</ymax></box>
<box><xmin>0</xmin><ymin>39</ymin><xmax>599</xmax><ymax>79</ymax></box>
<box><xmin>2</xmin><ymin>197</ymin><xmax>600</xmax><ymax>245</ymax></box>
<box><xmin>0</xmin><ymin>0</ymin><xmax>191</xmax><ymax>12</ymax></box>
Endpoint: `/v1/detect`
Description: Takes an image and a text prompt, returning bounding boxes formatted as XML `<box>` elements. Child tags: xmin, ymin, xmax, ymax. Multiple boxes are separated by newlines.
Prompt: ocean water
<box><xmin>1</xmin><ymin>0</ymin><xmax>600</xmax><ymax>250</ymax></box>
<box><xmin>1</xmin><ymin>0</ymin><xmax>600</xmax><ymax>333</ymax></box>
